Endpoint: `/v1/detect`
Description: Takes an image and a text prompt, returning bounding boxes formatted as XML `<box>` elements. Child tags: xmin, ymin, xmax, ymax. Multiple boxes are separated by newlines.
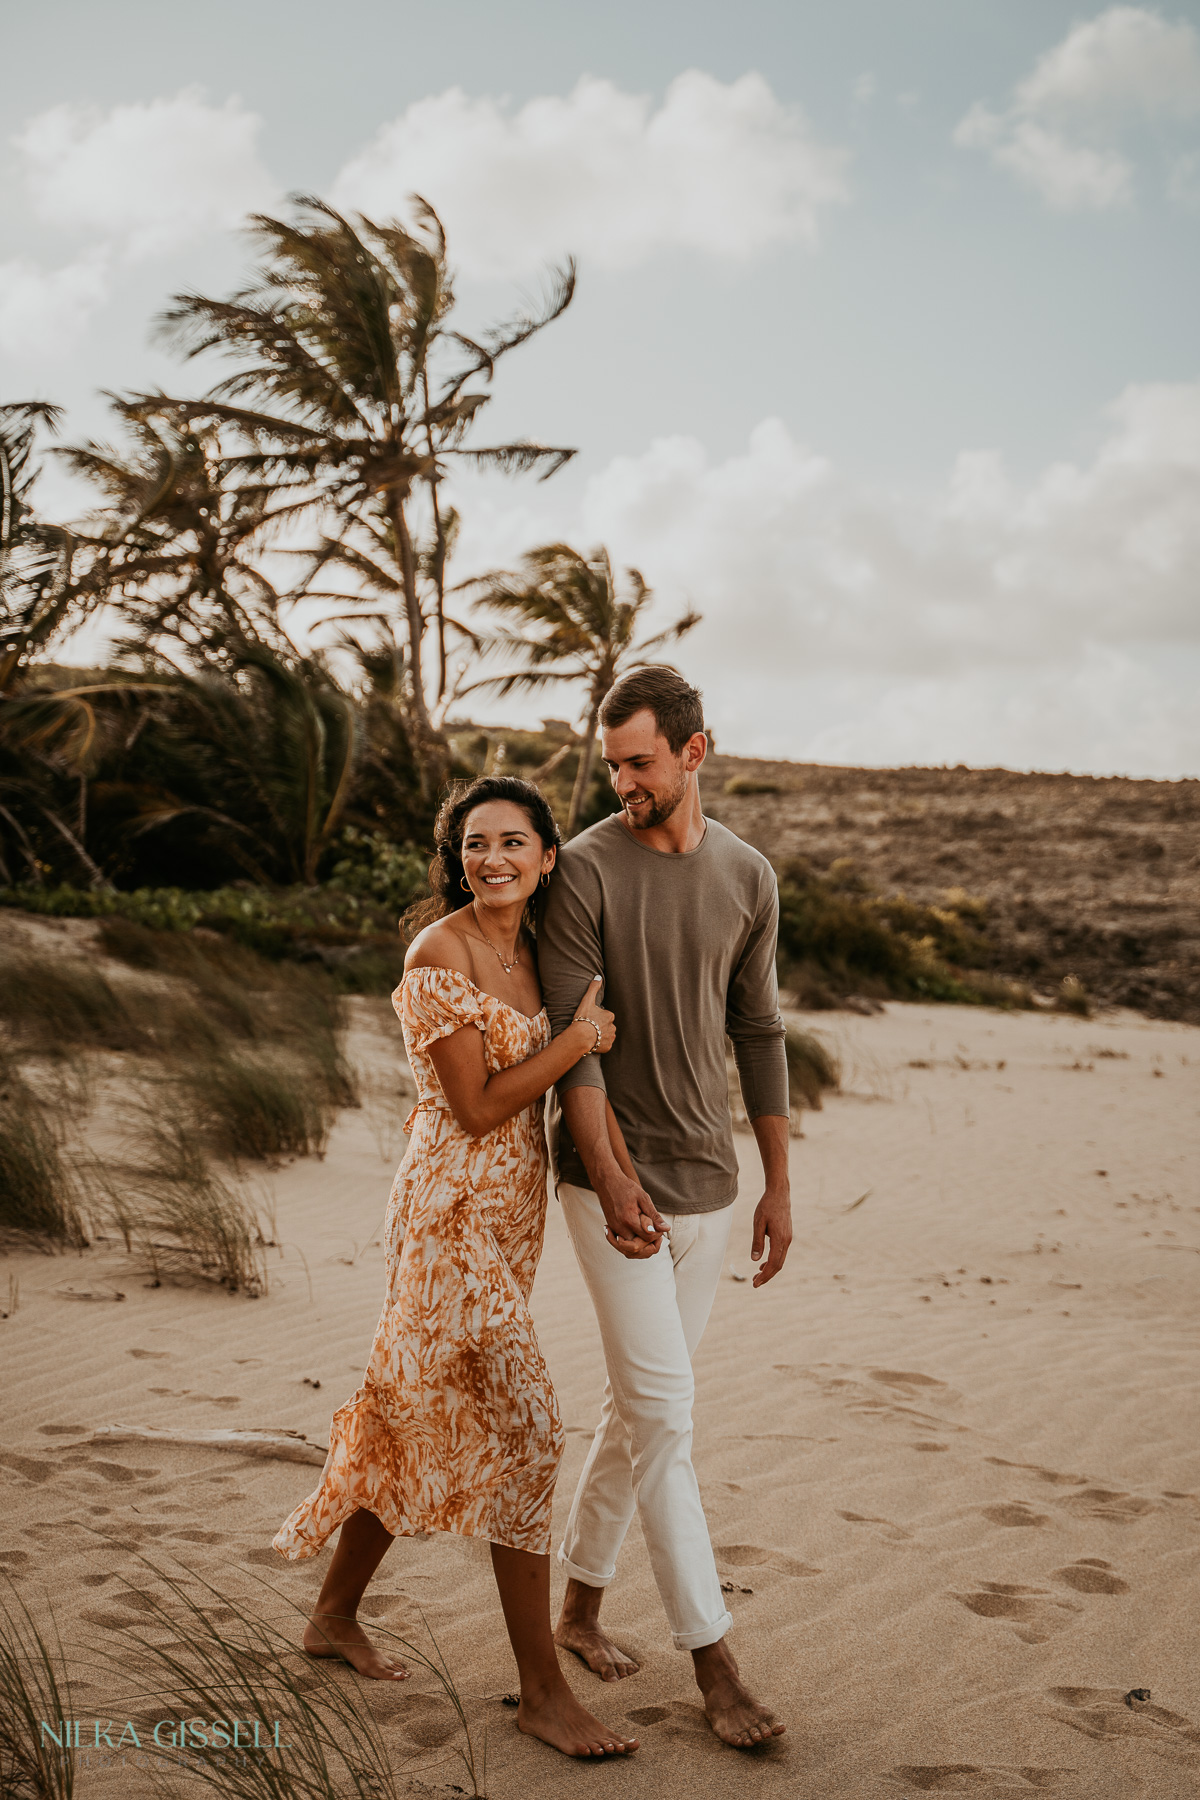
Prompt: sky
<box><xmin>2</xmin><ymin>0</ymin><xmax>1199</xmax><ymax>776</ymax></box>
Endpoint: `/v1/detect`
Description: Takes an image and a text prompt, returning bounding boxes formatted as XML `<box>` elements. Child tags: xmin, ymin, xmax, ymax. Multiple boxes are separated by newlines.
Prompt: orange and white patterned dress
<box><xmin>273</xmin><ymin>966</ymin><xmax>564</xmax><ymax>1558</ymax></box>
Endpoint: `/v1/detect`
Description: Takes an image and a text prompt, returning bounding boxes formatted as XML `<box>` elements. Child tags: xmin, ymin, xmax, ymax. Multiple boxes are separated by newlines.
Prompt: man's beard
<box><xmin>625</xmin><ymin>769</ymin><xmax>688</xmax><ymax>829</ymax></box>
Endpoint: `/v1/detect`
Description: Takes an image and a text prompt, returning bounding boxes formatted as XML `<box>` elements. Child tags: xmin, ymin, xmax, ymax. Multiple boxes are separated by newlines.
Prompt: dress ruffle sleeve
<box><xmin>394</xmin><ymin>965</ymin><xmax>486</xmax><ymax>1052</ymax></box>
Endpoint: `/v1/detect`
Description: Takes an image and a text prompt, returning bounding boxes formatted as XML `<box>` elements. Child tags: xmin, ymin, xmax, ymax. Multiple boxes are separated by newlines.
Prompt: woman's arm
<box><xmin>427</xmin><ymin>976</ymin><xmax>613</xmax><ymax>1138</ymax></box>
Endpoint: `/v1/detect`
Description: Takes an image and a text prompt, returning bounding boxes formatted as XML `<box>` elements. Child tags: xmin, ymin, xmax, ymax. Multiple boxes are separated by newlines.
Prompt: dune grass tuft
<box><xmin>183</xmin><ymin>1050</ymin><xmax>333</xmax><ymax>1164</ymax></box>
<box><xmin>100</xmin><ymin>1560</ymin><xmax>487</xmax><ymax>1798</ymax></box>
<box><xmin>0</xmin><ymin>1058</ymin><xmax>86</xmax><ymax>1247</ymax></box>
<box><xmin>0</xmin><ymin>1576</ymin><xmax>75</xmax><ymax>1800</ymax></box>
<box><xmin>124</xmin><ymin>1103</ymin><xmax>267</xmax><ymax>1293</ymax></box>
<box><xmin>1055</xmin><ymin>974</ymin><xmax>1092</xmax><ymax>1017</ymax></box>
<box><xmin>784</xmin><ymin>1026</ymin><xmax>841</xmax><ymax>1110</ymax></box>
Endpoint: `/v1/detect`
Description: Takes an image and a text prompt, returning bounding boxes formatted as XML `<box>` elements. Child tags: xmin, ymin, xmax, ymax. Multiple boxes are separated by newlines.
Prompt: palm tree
<box><xmin>465</xmin><ymin>543</ymin><xmax>700</xmax><ymax>833</ymax></box>
<box><xmin>0</xmin><ymin>401</ymin><xmax>80</xmax><ymax>693</ymax></box>
<box><xmin>155</xmin><ymin>196</ymin><xmax>577</xmax><ymax>792</ymax></box>
<box><xmin>58</xmin><ymin>396</ymin><xmax>309</xmax><ymax>670</ymax></box>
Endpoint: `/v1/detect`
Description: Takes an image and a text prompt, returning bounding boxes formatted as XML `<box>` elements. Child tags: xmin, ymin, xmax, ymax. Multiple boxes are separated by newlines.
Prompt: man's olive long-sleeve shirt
<box><xmin>536</xmin><ymin>812</ymin><xmax>789</xmax><ymax>1215</ymax></box>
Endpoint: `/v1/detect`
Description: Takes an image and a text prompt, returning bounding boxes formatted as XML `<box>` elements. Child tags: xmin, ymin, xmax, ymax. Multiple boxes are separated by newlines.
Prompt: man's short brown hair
<box><xmin>598</xmin><ymin>665</ymin><xmax>704</xmax><ymax>754</ymax></box>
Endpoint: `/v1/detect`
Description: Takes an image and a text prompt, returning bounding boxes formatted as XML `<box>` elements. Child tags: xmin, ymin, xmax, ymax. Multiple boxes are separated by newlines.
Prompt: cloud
<box><xmin>955</xmin><ymin>6</ymin><xmax>1200</xmax><ymax>210</ymax></box>
<box><xmin>451</xmin><ymin>383</ymin><xmax>1200</xmax><ymax>776</ymax></box>
<box><xmin>14</xmin><ymin>88</ymin><xmax>277</xmax><ymax>259</ymax></box>
<box><xmin>332</xmin><ymin>71</ymin><xmax>849</xmax><ymax>277</ymax></box>
<box><xmin>0</xmin><ymin>252</ymin><xmax>111</xmax><ymax>357</ymax></box>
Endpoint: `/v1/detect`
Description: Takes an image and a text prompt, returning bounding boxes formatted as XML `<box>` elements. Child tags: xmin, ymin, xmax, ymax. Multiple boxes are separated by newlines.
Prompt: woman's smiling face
<box><xmin>460</xmin><ymin>800</ymin><xmax>554</xmax><ymax>909</ymax></box>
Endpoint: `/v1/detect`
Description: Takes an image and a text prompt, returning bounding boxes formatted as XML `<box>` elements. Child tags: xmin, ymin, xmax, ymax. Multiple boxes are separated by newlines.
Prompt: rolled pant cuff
<box><xmin>671</xmin><ymin>1609</ymin><xmax>733</xmax><ymax>1652</ymax></box>
<box><xmin>557</xmin><ymin>1545</ymin><xmax>615</xmax><ymax>1588</ymax></box>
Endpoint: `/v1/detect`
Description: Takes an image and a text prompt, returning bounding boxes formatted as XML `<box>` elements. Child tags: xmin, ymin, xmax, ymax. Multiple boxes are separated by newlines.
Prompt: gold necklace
<box><xmin>471</xmin><ymin>902</ymin><xmax>521</xmax><ymax>974</ymax></box>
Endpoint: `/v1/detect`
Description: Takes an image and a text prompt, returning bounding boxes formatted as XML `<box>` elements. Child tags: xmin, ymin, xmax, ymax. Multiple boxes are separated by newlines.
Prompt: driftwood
<box><xmin>88</xmin><ymin>1425</ymin><xmax>329</xmax><ymax>1466</ymax></box>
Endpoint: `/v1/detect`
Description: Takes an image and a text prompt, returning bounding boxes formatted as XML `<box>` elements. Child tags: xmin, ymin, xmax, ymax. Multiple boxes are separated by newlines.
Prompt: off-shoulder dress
<box><xmin>273</xmin><ymin>965</ymin><xmax>564</xmax><ymax>1558</ymax></box>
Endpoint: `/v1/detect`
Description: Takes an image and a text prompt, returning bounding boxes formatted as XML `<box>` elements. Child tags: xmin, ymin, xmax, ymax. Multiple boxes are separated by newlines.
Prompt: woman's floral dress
<box><xmin>274</xmin><ymin>965</ymin><xmax>564</xmax><ymax>1557</ymax></box>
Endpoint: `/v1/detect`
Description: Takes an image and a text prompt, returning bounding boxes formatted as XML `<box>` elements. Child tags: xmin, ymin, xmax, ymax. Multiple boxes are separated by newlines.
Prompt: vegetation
<box><xmin>774</xmin><ymin>857</ymin><xmax>1032</xmax><ymax>1010</ymax></box>
<box><xmin>0</xmin><ymin>1577</ymin><xmax>74</xmax><ymax>1800</ymax></box>
<box><xmin>784</xmin><ymin>1026</ymin><xmax>841</xmax><ymax>1109</ymax></box>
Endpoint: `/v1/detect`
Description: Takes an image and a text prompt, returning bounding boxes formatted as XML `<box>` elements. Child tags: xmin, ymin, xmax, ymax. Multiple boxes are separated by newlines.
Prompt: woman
<box><xmin>274</xmin><ymin>776</ymin><xmax>638</xmax><ymax>1760</ymax></box>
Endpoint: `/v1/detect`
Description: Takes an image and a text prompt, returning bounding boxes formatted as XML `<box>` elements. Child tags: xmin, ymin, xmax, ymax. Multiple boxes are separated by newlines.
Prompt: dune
<box><xmin>2</xmin><ymin>994</ymin><xmax>1198</xmax><ymax>1798</ymax></box>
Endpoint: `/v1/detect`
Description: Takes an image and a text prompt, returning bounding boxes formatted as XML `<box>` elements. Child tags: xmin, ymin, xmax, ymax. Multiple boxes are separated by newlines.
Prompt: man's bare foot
<box><xmin>302</xmin><ymin>1612</ymin><xmax>408</xmax><ymax>1681</ymax></box>
<box><xmin>554</xmin><ymin>1617</ymin><xmax>640</xmax><ymax>1682</ymax></box>
<box><xmin>517</xmin><ymin>1681</ymin><xmax>639</xmax><ymax>1757</ymax></box>
<box><xmin>693</xmin><ymin>1639</ymin><xmax>784</xmax><ymax>1749</ymax></box>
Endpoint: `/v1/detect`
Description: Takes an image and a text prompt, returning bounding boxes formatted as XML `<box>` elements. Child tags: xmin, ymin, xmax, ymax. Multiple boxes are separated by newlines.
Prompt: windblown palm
<box><xmin>156</xmin><ymin>196</ymin><xmax>576</xmax><ymax>790</ymax></box>
<box><xmin>59</xmin><ymin>396</ymin><xmax>308</xmax><ymax>669</ymax></box>
<box><xmin>467</xmin><ymin>543</ymin><xmax>700</xmax><ymax>833</ymax></box>
<box><xmin>0</xmin><ymin>402</ymin><xmax>80</xmax><ymax>693</ymax></box>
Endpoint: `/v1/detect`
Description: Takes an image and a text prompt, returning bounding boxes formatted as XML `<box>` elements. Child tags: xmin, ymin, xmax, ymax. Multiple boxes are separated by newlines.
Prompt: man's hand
<box><xmin>748</xmin><ymin>1114</ymin><xmax>792</xmax><ymax>1288</ymax></box>
<box><xmin>597</xmin><ymin>1169</ymin><xmax>668</xmax><ymax>1258</ymax></box>
<box><xmin>750</xmin><ymin>1186</ymin><xmax>792</xmax><ymax>1286</ymax></box>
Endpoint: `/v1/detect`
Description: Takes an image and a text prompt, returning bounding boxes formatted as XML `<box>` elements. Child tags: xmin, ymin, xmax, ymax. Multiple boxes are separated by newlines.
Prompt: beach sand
<box><xmin>3</xmin><ymin>996</ymin><xmax>1198</xmax><ymax>1798</ymax></box>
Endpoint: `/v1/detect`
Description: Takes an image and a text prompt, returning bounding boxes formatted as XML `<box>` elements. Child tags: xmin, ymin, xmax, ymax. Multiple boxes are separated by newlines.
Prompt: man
<box><xmin>537</xmin><ymin>664</ymin><xmax>791</xmax><ymax>1749</ymax></box>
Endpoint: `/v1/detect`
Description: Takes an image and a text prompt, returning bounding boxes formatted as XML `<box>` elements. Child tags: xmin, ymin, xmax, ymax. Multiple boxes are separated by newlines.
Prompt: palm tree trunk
<box><xmin>390</xmin><ymin>493</ymin><xmax>447</xmax><ymax>794</ymax></box>
<box><xmin>567</xmin><ymin>699</ymin><xmax>602</xmax><ymax>836</ymax></box>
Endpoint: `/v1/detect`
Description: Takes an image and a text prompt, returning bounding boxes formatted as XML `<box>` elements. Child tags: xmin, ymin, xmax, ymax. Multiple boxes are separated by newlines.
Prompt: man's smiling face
<box><xmin>601</xmin><ymin>707</ymin><xmax>702</xmax><ymax>830</ymax></box>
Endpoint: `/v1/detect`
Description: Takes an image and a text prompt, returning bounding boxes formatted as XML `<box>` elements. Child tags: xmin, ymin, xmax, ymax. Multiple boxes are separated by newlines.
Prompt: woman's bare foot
<box><xmin>554</xmin><ymin>1617</ymin><xmax>640</xmax><ymax>1682</ymax></box>
<box><xmin>693</xmin><ymin>1639</ymin><xmax>784</xmax><ymax>1749</ymax></box>
<box><xmin>517</xmin><ymin>1682</ymin><xmax>639</xmax><ymax>1757</ymax></box>
<box><xmin>302</xmin><ymin>1612</ymin><xmax>408</xmax><ymax>1681</ymax></box>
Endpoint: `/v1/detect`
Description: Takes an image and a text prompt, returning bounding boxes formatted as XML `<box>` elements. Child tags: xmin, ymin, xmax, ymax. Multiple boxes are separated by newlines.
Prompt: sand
<box><xmin>3</xmin><ymin>995</ymin><xmax>1199</xmax><ymax>1798</ymax></box>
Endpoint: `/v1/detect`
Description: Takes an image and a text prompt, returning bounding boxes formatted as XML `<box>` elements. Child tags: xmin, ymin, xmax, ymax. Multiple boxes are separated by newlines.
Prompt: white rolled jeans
<box><xmin>556</xmin><ymin>1182</ymin><xmax>734</xmax><ymax>1651</ymax></box>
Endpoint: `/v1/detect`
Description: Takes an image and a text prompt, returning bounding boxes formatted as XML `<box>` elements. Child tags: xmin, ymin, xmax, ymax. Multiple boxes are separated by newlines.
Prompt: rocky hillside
<box><xmin>700</xmin><ymin>756</ymin><xmax>1200</xmax><ymax>1023</ymax></box>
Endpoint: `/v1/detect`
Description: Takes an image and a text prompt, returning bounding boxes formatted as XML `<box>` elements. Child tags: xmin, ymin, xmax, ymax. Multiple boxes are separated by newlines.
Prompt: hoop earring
<box><xmin>540</xmin><ymin>870</ymin><xmax>551</xmax><ymax>888</ymax></box>
<box><xmin>460</xmin><ymin>875</ymin><xmax>472</xmax><ymax>892</ymax></box>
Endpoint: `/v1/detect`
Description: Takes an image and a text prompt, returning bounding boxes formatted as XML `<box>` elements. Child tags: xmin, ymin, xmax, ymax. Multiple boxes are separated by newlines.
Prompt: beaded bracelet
<box><xmin>573</xmin><ymin>1015</ymin><xmax>603</xmax><ymax>1052</ymax></box>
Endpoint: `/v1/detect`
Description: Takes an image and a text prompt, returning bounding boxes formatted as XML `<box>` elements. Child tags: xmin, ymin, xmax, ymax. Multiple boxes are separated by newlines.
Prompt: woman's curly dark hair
<box><xmin>402</xmin><ymin>775</ymin><xmax>563</xmax><ymax>942</ymax></box>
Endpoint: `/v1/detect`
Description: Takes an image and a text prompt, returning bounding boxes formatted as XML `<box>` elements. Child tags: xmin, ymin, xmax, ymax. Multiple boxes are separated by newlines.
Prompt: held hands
<box><xmin>572</xmin><ymin>976</ymin><xmax>616</xmax><ymax>1054</ymax></box>
<box><xmin>599</xmin><ymin>1171</ymin><xmax>669</xmax><ymax>1259</ymax></box>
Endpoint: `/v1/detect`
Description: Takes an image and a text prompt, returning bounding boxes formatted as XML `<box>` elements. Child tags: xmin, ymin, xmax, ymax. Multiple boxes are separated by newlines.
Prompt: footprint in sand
<box><xmin>128</xmin><ymin>1348</ymin><xmax>171</xmax><ymax>1360</ymax></box>
<box><xmin>985</xmin><ymin>1459</ymin><xmax>1160</xmax><ymax>1522</ymax></box>
<box><xmin>625</xmin><ymin>1700</ymin><xmax>711</xmax><ymax>1740</ymax></box>
<box><xmin>981</xmin><ymin>1502</ymin><xmax>1050</xmax><ymax>1528</ymax></box>
<box><xmin>838</xmin><ymin>1510</ymin><xmax>912</xmax><ymax>1542</ymax></box>
<box><xmin>892</xmin><ymin>1766</ymin><xmax>1075</xmax><ymax>1792</ymax></box>
<box><xmin>1045</xmin><ymin>1687</ymin><xmax>1200</xmax><ymax>1766</ymax></box>
<box><xmin>716</xmin><ymin>1543</ymin><xmax>823</xmax><ymax>1576</ymax></box>
<box><xmin>955</xmin><ymin>1561</ymin><xmax>1130</xmax><ymax>1645</ymax></box>
<box><xmin>396</xmin><ymin>1693</ymin><xmax>461</xmax><ymax>1747</ymax></box>
<box><xmin>1055</xmin><ymin>1486</ymin><xmax>1157</xmax><ymax>1523</ymax></box>
<box><xmin>1052</xmin><ymin>1558</ymin><xmax>1129</xmax><ymax>1595</ymax></box>
<box><xmin>985</xmin><ymin>1457</ymin><xmax>1086</xmax><ymax>1488</ymax></box>
<box><xmin>953</xmin><ymin>1582</ymin><xmax>1080</xmax><ymax>1645</ymax></box>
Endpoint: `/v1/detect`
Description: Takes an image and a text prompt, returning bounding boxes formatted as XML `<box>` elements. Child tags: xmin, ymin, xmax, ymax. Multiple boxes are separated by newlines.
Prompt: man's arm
<box><xmin>728</xmin><ymin>866</ymin><xmax>792</xmax><ymax>1287</ymax></box>
<box><xmin>562</xmin><ymin>1087</ymin><xmax>668</xmax><ymax>1257</ymax></box>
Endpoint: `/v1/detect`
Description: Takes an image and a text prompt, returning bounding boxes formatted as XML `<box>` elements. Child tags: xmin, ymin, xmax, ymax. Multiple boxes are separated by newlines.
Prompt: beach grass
<box><xmin>98</xmin><ymin>1561</ymin><xmax>487</xmax><ymax>1798</ymax></box>
<box><xmin>0</xmin><ymin>1057</ymin><xmax>86</xmax><ymax>1247</ymax></box>
<box><xmin>0</xmin><ymin>1576</ymin><xmax>75</xmax><ymax>1800</ymax></box>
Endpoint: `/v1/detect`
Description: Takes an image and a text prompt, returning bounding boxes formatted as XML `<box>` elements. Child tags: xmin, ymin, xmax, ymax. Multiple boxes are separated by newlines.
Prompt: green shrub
<box><xmin>775</xmin><ymin>857</ymin><xmax>1031</xmax><ymax>1010</ymax></box>
<box><xmin>325</xmin><ymin>828</ymin><xmax>429</xmax><ymax>913</ymax></box>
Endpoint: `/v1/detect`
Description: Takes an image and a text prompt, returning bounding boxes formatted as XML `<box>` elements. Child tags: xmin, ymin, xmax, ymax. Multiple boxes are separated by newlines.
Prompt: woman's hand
<box><xmin>572</xmin><ymin>975</ymin><xmax>616</xmax><ymax>1054</ymax></box>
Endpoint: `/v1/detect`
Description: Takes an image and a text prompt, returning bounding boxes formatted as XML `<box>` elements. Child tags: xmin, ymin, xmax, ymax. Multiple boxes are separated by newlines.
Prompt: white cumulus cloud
<box><xmin>955</xmin><ymin>6</ymin><xmax>1200</xmax><ymax>210</ymax></box>
<box><xmin>0</xmin><ymin>252</ymin><xmax>111</xmax><ymax>357</ymax></box>
<box><xmin>451</xmin><ymin>382</ymin><xmax>1200</xmax><ymax>776</ymax></box>
<box><xmin>332</xmin><ymin>71</ymin><xmax>849</xmax><ymax>277</ymax></box>
<box><xmin>14</xmin><ymin>88</ymin><xmax>277</xmax><ymax>260</ymax></box>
